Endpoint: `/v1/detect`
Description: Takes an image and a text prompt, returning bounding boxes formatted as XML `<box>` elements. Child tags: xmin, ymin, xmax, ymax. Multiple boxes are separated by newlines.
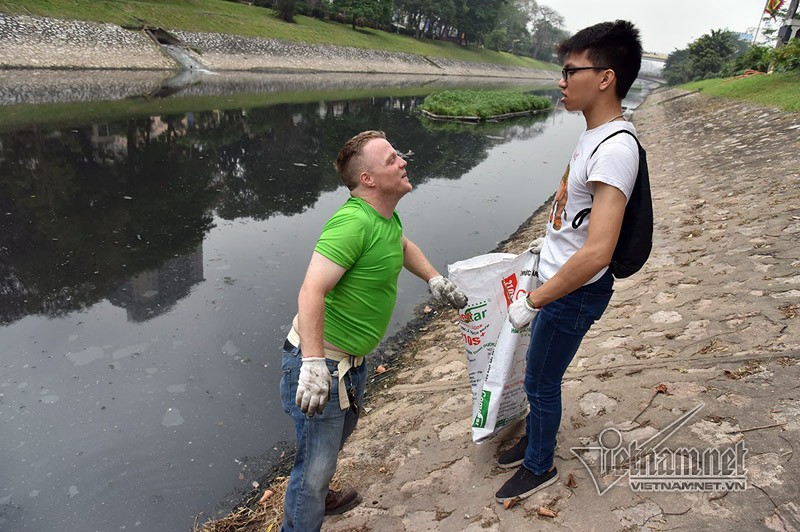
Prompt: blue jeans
<box><xmin>279</xmin><ymin>341</ymin><xmax>366</xmax><ymax>532</ymax></box>
<box><xmin>523</xmin><ymin>270</ymin><xmax>613</xmax><ymax>474</ymax></box>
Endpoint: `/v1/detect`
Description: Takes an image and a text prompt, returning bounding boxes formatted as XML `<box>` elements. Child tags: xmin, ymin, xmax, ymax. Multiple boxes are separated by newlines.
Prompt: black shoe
<box><xmin>497</xmin><ymin>435</ymin><xmax>528</xmax><ymax>469</ymax></box>
<box><xmin>324</xmin><ymin>487</ymin><xmax>361</xmax><ymax>515</ymax></box>
<box><xmin>495</xmin><ymin>466</ymin><xmax>559</xmax><ymax>503</ymax></box>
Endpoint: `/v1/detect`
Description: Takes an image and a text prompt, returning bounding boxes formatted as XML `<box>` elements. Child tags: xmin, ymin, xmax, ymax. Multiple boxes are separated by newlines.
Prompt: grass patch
<box><xmin>420</xmin><ymin>89</ymin><xmax>551</xmax><ymax>119</ymax></box>
<box><xmin>0</xmin><ymin>0</ymin><xmax>557</xmax><ymax>70</ymax></box>
<box><xmin>680</xmin><ymin>72</ymin><xmax>800</xmax><ymax>112</ymax></box>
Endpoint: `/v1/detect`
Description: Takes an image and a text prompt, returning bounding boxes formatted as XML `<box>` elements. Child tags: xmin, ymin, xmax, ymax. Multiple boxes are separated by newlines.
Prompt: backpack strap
<box><xmin>588</xmin><ymin>128</ymin><xmax>653</xmax><ymax>278</ymax></box>
<box><xmin>590</xmin><ymin>128</ymin><xmax>640</xmax><ymax>158</ymax></box>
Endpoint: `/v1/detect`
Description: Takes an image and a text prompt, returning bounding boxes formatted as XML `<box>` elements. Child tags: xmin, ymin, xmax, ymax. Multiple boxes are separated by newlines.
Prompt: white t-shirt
<box><xmin>539</xmin><ymin>121</ymin><xmax>639</xmax><ymax>284</ymax></box>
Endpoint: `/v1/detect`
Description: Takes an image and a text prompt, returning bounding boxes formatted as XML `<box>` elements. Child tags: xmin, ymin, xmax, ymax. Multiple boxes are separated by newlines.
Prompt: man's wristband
<box><xmin>524</xmin><ymin>295</ymin><xmax>540</xmax><ymax>311</ymax></box>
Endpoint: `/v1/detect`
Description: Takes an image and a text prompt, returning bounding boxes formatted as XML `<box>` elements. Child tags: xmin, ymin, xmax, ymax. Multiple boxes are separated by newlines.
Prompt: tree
<box><xmin>528</xmin><ymin>5</ymin><xmax>567</xmax><ymax>61</ymax></box>
<box><xmin>274</xmin><ymin>0</ymin><xmax>297</xmax><ymax>22</ymax></box>
<box><xmin>723</xmin><ymin>44</ymin><xmax>771</xmax><ymax>75</ymax></box>
<box><xmin>487</xmin><ymin>0</ymin><xmax>532</xmax><ymax>54</ymax></box>
<box><xmin>771</xmin><ymin>37</ymin><xmax>800</xmax><ymax>71</ymax></box>
<box><xmin>663</xmin><ymin>29</ymin><xmax>745</xmax><ymax>84</ymax></box>
<box><xmin>453</xmin><ymin>0</ymin><xmax>508</xmax><ymax>45</ymax></box>
<box><xmin>686</xmin><ymin>29</ymin><xmax>741</xmax><ymax>80</ymax></box>
<box><xmin>663</xmin><ymin>48</ymin><xmax>691</xmax><ymax>85</ymax></box>
<box><xmin>332</xmin><ymin>0</ymin><xmax>393</xmax><ymax>30</ymax></box>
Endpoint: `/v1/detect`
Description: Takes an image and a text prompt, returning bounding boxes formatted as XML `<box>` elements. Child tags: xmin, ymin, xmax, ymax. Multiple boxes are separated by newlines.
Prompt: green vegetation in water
<box><xmin>421</xmin><ymin>90</ymin><xmax>551</xmax><ymax>119</ymax></box>
<box><xmin>681</xmin><ymin>72</ymin><xmax>800</xmax><ymax>112</ymax></box>
<box><xmin>0</xmin><ymin>0</ymin><xmax>556</xmax><ymax>71</ymax></box>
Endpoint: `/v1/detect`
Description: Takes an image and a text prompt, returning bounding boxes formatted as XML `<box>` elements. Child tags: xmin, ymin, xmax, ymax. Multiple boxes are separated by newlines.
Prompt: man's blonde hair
<box><xmin>334</xmin><ymin>130</ymin><xmax>386</xmax><ymax>190</ymax></box>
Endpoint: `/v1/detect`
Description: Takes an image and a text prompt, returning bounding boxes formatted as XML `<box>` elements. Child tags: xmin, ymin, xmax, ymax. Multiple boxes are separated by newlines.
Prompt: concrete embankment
<box><xmin>315</xmin><ymin>88</ymin><xmax>800</xmax><ymax>531</ymax></box>
<box><xmin>0</xmin><ymin>13</ymin><xmax>557</xmax><ymax>80</ymax></box>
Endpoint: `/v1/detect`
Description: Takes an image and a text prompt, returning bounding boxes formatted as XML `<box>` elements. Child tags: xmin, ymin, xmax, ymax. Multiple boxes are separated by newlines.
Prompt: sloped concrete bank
<box><xmin>0</xmin><ymin>13</ymin><xmax>557</xmax><ymax>80</ymax></box>
<box><xmin>315</xmin><ymin>89</ymin><xmax>800</xmax><ymax>531</ymax></box>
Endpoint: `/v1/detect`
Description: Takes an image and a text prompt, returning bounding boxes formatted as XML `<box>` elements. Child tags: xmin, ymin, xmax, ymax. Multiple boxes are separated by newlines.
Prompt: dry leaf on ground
<box><xmin>537</xmin><ymin>506</ymin><xmax>557</xmax><ymax>517</ymax></box>
<box><xmin>503</xmin><ymin>496</ymin><xmax>521</xmax><ymax>509</ymax></box>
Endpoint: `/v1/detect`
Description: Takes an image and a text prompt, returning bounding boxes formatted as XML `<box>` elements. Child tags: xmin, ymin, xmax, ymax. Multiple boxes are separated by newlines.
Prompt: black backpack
<box><xmin>589</xmin><ymin>129</ymin><xmax>653</xmax><ymax>278</ymax></box>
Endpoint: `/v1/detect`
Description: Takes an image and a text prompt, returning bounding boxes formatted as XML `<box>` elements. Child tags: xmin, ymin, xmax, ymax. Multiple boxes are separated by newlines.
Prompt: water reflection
<box><xmin>0</xmin><ymin>97</ymin><xmax>555</xmax><ymax>326</ymax></box>
<box><xmin>0</xmin><ymin>92</ymin><xmax>591</xmax><ymax>531</ymax></box>
<box><xmin>108</xmin><ymin>243</ymin><xmax>204</xmax><ymax>322</ymax></box>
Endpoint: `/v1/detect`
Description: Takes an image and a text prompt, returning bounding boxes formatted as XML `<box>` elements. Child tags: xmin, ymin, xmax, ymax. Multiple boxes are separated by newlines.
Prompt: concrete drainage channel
<box><xmin>142</xmin><ymin>27</ymin><xmax>211</xmax><ymax>72</ymax></box>
<box><xmin>141</xmin><ymin>26</ymin><xmax>214</xmax><ymax>97</ymax></box>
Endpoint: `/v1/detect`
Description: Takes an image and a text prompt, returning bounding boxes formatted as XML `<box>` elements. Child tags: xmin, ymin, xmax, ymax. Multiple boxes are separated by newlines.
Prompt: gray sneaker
<box><xmin>497</xmin><ymin>435</ymin><xmax>527</xmax><ymax>469</ymax></box>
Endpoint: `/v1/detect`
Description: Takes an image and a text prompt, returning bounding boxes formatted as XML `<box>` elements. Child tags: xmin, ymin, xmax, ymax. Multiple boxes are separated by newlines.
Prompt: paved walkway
<box><xmin>323</xmin><ymin>88</ymin><xmax>800</xmax><ymax>531</ymax></box>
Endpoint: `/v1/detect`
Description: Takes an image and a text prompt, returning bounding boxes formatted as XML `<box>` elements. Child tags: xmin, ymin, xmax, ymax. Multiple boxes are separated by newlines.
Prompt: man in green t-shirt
<box><xmin>279</xmin><ymin>130</ymin><xmax>467</xmax><ymax>532</ymax></box>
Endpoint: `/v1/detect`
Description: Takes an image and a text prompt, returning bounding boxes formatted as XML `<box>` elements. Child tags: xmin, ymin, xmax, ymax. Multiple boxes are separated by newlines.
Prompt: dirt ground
<box><xmin>318</xmin><ymin>87</ymin><xmax>800</xmax><ymax>531</ymax></box>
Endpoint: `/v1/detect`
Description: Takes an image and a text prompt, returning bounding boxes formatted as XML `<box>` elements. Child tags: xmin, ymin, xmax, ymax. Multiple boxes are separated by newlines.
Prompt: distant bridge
<box><xmin>639</xmin><ymin>54</ymin><xmax>667</xmax><ymax>84</ymax></box>
<box><xmin>643</xmin><ymin>53</ymin><xmax>668</xmax><ymax>62</ymax></box>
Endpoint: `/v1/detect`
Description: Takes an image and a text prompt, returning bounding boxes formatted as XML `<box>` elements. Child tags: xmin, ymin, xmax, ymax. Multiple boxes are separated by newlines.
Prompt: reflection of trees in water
<box><xmin>414</xmin><ymin>111</ymin><xmax>551</xmax><ymax>180</ymax></box>
<box><xmin>0</xmin><ymin>119</ymin><xmax>217</xmax><ymax>325</ymax></box>
<box><xmin>0</xmin><ymin>96</ymin><xmax>554</xmax><ymax>325</ymax></box>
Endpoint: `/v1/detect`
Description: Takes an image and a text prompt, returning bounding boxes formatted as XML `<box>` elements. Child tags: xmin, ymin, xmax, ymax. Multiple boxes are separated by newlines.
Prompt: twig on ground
<box><xmin>732</xmin><ymin>422</ymin><xmax>785</xmax><ymax>434</ymax></box>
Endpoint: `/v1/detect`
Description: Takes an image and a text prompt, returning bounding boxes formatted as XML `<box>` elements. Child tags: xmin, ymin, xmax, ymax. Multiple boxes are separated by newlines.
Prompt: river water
<box><xmin>0</xmin><ymin>76</ymin><xmax>648</xmax><ymax>530</ymax></box>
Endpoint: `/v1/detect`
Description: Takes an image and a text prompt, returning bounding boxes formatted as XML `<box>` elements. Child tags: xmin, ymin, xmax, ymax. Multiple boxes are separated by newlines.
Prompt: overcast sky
<box><xmin>537</xmin><ymin>0</ymin><xmax>771</xmax><ymax>54</ymax></box>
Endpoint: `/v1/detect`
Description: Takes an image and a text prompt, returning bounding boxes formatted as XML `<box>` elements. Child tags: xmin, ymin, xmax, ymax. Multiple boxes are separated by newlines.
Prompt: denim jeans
<box><xmin>523</xmin><ymin>269</ymin><xmax>614</xmax><ymax>474</ymax></box>
<box><xmin>279</xmin><ymin>341</ymin><xmax>366</xmax><ymax>532</ymax></box>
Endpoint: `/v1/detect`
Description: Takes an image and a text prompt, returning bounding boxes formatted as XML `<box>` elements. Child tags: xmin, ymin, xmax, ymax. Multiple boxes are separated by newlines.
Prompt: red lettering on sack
<box><xmin>461</xmin><ymin>333</ymin><xmax>481</xmax><ymax>346</ymax></box>
<box><xmin>502</xmin><ymin>274</ymin><xmax>518</xmax><ymax>306</ymax></box>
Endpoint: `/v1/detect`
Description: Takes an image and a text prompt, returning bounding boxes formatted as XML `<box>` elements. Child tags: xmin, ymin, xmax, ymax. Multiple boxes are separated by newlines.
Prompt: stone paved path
<box><xmin>323</xmin><ymin>88</ymin><xmax>800</xmax><ymax>531</ymax></box>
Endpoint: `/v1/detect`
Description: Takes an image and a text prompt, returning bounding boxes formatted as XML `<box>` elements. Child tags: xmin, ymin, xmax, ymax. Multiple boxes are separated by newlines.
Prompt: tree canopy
<box><xmin>253</xmin><ymin>0</ymin><xmax>569</xmax><ymax>58</ymax></box>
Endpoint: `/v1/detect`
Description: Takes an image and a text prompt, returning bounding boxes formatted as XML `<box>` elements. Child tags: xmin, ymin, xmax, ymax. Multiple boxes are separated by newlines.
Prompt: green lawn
<box><xmin>0</xmin><ymin>0</ymin><xmax>557</xmax><ymax>70</ymax></box>
<box><xmin>681</xmin><ymin>72</ymin><xmax>800</xmax><ymax>112</ymax></box>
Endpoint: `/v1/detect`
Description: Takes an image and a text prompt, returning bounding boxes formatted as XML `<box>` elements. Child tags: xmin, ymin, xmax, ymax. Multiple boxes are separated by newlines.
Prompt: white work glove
<box><xmin>508</xmin><ymin>296</ymin><xmax>539</xmax><ymax>329</ymax></box>
<box><xmin>428</xmin><ymin>275</ymin><xmax>468</xmax><ymax>309</ymax></box>
<box><xmin>528</xmin><ymin>237</ymin><xmax>545</xmax><ymax>253</ymax></box>
<box><xmin>295</xmin><ymin>357</ymin><xmax>331</xmax><ymax>416</ymax></box>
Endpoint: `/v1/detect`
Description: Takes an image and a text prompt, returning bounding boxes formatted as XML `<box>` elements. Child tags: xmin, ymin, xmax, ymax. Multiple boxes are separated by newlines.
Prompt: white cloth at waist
<box><xmin>286</xmin><ymin>319</ymin><xmax>363</xmax><ymax>411</ymax></box>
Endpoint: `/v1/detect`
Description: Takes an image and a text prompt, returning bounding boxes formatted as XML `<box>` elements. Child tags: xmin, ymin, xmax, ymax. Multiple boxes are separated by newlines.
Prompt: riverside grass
<box><xmin>0</xmin><ymin>0</ymin><xmax>555</xmax><ymax>70</ymax></box>
<box><xmin>681</xmin><ymin>72</ymin><xmax>800</xmax><ymax>112</ymax></box>
<box><xmin>421</xmin><ymin>90</ymin><xmax>551</xmax><ymax>120</ymax></box>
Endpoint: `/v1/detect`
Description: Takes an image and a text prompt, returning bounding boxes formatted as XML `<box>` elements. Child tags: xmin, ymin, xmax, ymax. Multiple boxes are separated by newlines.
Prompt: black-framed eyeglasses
<box><xmin>561</xmin><ymin>66</ymin><xmax>609</xmax><ymax>81</ymax></box>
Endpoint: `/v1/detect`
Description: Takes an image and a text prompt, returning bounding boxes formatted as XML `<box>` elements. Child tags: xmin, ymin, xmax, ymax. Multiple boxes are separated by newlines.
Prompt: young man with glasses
<box><xmin>495</xmin><ymin>20</ymin><xmax>643</xmax><ymax>502</ymax></box>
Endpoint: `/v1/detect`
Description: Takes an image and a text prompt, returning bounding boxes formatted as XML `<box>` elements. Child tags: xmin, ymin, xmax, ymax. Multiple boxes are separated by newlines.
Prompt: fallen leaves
<box><xmin>566</xmin><ymin>473</ymin><xmax>577</xmax><ymax>489</ymax></box>
<box><xmin>655</xmin><ymin>383</ymin><xmax>668</xmax><ymax>394</ymax></box>
<box><xmin>502</xmin><ymin>496</ymin><xmax>520</xmax><ymax>509</ymax></box>
<box><xmin>537</xmin><ymin>506</ymin><xmax>557</xmax><ymax>518</ymax></box>
<box><xmin>502</xmin><ymin>500</ymin><xmax>558</xmax><ymax>519</ymax></box>
<box><xmin>724</xmin><ymin>361</ymin><xmax>765</xmax><ymax>380</ymax></box>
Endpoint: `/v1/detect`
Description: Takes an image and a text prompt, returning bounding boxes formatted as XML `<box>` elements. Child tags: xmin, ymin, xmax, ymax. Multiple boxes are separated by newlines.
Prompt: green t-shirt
<box><xmin>314</xmin><ymin>197</ymin><xmax>404</xmax><ymax>356</ymax></box>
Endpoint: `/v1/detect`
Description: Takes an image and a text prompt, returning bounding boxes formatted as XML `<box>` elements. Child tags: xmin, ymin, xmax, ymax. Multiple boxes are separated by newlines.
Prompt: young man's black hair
<box><xmin>556</xmin><ymin>20</ymin><xmax>643</xmax><ymax>99</ymax></box>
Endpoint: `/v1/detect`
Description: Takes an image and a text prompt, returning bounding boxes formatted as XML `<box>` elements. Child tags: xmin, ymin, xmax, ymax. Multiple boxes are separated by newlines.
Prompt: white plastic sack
<box><xmin>447</xmin><ymin>249</ymin><xmax>541</xmax><ymax>443</ymax></box>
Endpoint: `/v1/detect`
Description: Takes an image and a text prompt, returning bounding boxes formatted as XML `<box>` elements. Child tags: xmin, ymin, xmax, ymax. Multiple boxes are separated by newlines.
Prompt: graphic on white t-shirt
<box><xmin>549</xmin><ymin>165</ymin><xmax>571</xmax><ymax>231</ymax></box>
<box><xmin>539</xmin><ymin>121</ymin><xmax>639</xmax><ymax>284</ymax></box>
